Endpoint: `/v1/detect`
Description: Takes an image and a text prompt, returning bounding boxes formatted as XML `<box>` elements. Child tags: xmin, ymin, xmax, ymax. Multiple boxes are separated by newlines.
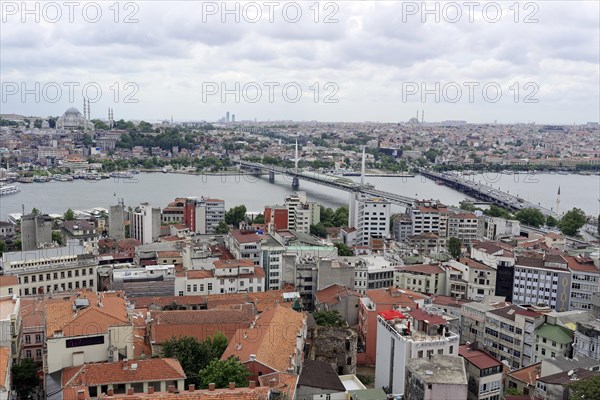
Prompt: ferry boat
<box><xmin>17</xmin><ymin>176</ymin><xmax>33</xmax><ymax>183</ymax></box>
<box><xmin>110</xmin><ymin>171</ymin><xmax>134</xmax><ymax>179</ymax></box>
<box><xmin>0</xmin><ymin>184</ymin><xmax>20</xmax><ymax>196</ymax></box>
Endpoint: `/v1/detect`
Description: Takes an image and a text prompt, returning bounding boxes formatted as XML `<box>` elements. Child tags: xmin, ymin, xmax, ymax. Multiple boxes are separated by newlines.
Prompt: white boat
<box><xmin>110</xmin><ymin>171</ymin><xmax>134</xmax><ymax>179</ymax></box>
<box><xmin>0</xmin><ymin>184</ymin><xmax>20</xmax><ymax>196</ymax></box>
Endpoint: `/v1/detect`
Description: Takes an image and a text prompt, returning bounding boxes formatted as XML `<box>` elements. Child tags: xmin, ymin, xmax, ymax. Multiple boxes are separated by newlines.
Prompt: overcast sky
<box><xmin>1</xmin><ymin>1</ymin><xmax>599</xmax><ymax>124</ymax></box>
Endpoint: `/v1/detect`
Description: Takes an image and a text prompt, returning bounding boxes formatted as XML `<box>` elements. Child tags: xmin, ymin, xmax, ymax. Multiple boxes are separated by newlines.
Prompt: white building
<box><xmin>375</xmin><ymin>309</ymin><xmax>460</xmax><ymax>395</ymax></box>
<box><xmin>348</xmin><ymin>194</ymin><xmax>390</xmax><ymax>246</ymax></box>
<box><xmin>405</xmin><ymin>355</ymin><xmax>468</xmax><ymax>400</ymax></box>
<box><xmin>340</xmin><ymin>255</ymin><xmax>398</xmax><ymax>294</ymax></box>
<box><xmin>175</xmin><ymin>259</ymin><xmax>265</xmax><ymax>296</ymax></box>
<box><xmin>44</xmin><ymin>291</ymin><xmax>133</xmax><ymax>374</ymax></box>
<box><xmin>408</xmin><ymin>201</ymin><xmax>448</xmax><ymax>237</ymax></box>
<box><xmin>130</xmin><ymin>203</ymin><xmax>160</xmax><ymax>244</ymax></box>
<box><xmin>285</xmin><ymin>192</ymin><xmax>320</xmax><ymax>234</ymax></box>
<box><xmin>485</xmin><ymin>217</ymin><xmax>521</xmax><ymax>240</ymax></box>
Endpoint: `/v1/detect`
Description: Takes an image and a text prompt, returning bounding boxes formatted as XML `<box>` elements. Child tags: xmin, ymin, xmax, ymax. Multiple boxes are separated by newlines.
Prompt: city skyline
<box><xmin>2</xmin><ymin>1</ymin><xmax>599</xmax><ymax>124</ymax></box>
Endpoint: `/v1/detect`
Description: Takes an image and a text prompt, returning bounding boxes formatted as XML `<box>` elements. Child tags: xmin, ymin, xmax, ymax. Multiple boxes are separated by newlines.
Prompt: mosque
<box><xmin>56</xmin><ymin>98</ymin><xmax>95</xmax><ymax>131</ymax></box>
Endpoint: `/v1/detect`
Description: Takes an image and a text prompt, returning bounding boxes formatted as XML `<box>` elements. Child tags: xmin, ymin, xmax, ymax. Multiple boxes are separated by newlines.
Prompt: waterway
<box><xmin>0</xmin><ymin>172</ymin><xmax>598</xmax><ymax>220</ymax></box>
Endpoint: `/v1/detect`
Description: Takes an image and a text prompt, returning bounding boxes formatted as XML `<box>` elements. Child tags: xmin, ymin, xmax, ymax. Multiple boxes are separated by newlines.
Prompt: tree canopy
<box><xmin>199</xmin><ymin>357</ymin><xmax>250</xmax><ymax>389</ymax></box>
<box><xmin>448</xmin><ymin>237</ymin><xmax>462</xmax><ymax>259</ymax></box>
<box><xmin>64</xmin><ymin>208</ymin><xmax>75</xmax><ymax>220</ymax></box>
<box><xmin>224</xmin><ymin>205</ymin><xmax>247</xmax><ymax>227</ymax></box>
<box><xmin>335</xmin><ymin>242</ymin><xmax>353</xmax><ymax>256</ymax></box>
<box><xmin>11</xmin><ymin>359</ymin><xmax>39</xmax><ymax>399</ymax></box>
<box><xmin>161</xmin><ymin>333</ymin><xmax>228</xmax><ymax>387</ymax></box>
<box><xmin>557</xmin><ymin>208</ymin><xmax>587</xmax><ymax>236</ymax></box>
<box><xmin>514</xmin><ymin>208</ymin><xmax>546</xmax><ymax>228</ymax></box>
<box><xmin>313</xmin><ymin>310</ymin><xmax>345</xmax><ymax>327</ymax></box>
<box><xmin>568</xmin><ymin>376</ymin><xmax>600</xmax><ymax>399</ymax></box>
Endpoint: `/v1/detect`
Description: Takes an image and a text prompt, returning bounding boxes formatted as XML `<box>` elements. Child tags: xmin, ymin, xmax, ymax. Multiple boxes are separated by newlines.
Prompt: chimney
<box><xmin>148</xmin><ymin>387</ymin><xmax>155</xmax><ymax>394</ymax></box>
<box><xmin>168</xmin><ymin>385</ymin><xmax>175</xmax><ymax>393</ymax></box>
<box><xmin>249</xmin><ymin>381</ymin><xmax>256</xmax><ymax>389</ymax></box>
<box><xmin>127</xmin><ymin>388</ymin><xmax>134</xmax><ymax>395</ymax></box>
<box><xmin>77</xmin><ymin>390</ymin><xmax>86</xmax><ymax>400</ymax></box>
<box><xmin>208</xmin><ymin>383</ymin><xmax>216</xmax><ymax>391</ymax></box>
<box><xmin>229</xmin><ymin>382</ymin><xmax>236</xmax><ymax>390</ymax></box>
<box><xmin>188</xmin><ymin>384</ymin><xmax>195</xmax><ymax>392</ymax></box>
<box><xmin>107</xmin><ymin>388</ymin><xmax>114</xmax><ymax>396</ymax></box>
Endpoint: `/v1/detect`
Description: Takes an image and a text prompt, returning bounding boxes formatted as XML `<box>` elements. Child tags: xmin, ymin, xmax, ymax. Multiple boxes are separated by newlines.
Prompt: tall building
<box><xmin>130</xmin><ymin>203</ymin><xmax>160</xmax><ymax>244</ymax></box>
<box><xmin>348</xmin><ymin>193</ymin><xmax>390</xmax><ymax>246</ymax></box>
<box><xmin>264</xmin><ymin>205</ymin><xmax>289</xmax><ymax>233</ymax></box>
<box><xmin>226</xmin><ymin>111</ymin><xmax>230</xmax><ymax>122</ymax></box>
<box><xmin>183</xmin><ymin>197</ymin><xmax>225</xmax><ymax>234</ymax></box>
<box><xmin>459</xmin><ymin>344</ymin><xmax>503</xmax><ymax>400</ymax></box>
<box><xmin>284</xmin><ymin>192</ymin><xmax>320</xmax><ymax>234</ymax></box>
<box><xmin>375</xmin><ymin>309</ymin><xmax>460</xmax><ymax>395</ymax></box>
<box><xmin>20</xmin><ymin>213</ymin><xmax>52</xmax><ymax>251</ymax></box>
<box><xmin>108</xmin><ymin>204</ymin><xmax>126</xmax><ymax>240</ymax></box>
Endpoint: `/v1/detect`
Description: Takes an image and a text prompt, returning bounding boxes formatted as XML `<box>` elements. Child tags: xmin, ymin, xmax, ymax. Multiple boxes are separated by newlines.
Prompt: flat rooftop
<box><xmin>407</xmin><ymin>355</ymin><xmax>468</xmax><ymax>385</ymax></box>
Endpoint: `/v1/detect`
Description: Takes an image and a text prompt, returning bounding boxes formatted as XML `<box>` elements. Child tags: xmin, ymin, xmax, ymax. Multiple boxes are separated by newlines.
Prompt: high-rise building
<box><xmin>231</xmin><ymin>114</ymin><xmax>235</xmax><ymax>122</ymax></box>
<box><xmin>183</xmin><ymin>197</ymin><xmax>225</xmax><ymax>234</ymax></box>
<box><xmin>130</xmin><ymin>203</ymin><xmax>161</xmax><ymax>244</ymax></box>
<box><xmin>348</xmin><ymin>193</ymin><xmax>390</xmax><ymax>246</ymax></box>
<box><xmin>284</xmin><ymin>192</ymin><xmax>320</xmax><ymax>234</ymax></box>
<box><xmin>20</xmin><ymin>213</ymin><xmax>53</xmax><ymax>251</ymax></box>
<box><xmin>109</xmin><ymin>204</ymin><xmax>126</xmax><ymax>240</ymax></box>
<box><xmin>226</xmin><ymin>111</ymin><xmax>230</xmax><ymax>123</ymax></box>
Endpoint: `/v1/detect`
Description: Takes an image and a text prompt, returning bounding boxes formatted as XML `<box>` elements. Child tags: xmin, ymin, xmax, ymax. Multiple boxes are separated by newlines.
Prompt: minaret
<box><xmin>416</xmin><ymin>109</ymin><xmax>419</xmax><ymax>123</ymax></box>
<box><xmin>87</xmin><ymin>100</ymin><xmax>91</xmax><ymax>122</ymax></box>
<box><xmin>360</xmin><ymin>146</ymin><xmax>366</xmax><ymax>187</ymax></box>
<box><xmin>556</xmin><ymin>186</ymin><xmax>561</xmax><ymax>216</ymax></box>
<box><xmin>421</xmin><ymin>110</ymin><xmax>424</xmax><ymax>123</ymax></box>
<box><xmin>83</xmin><ymin>98</ymin><xmax>87</xmax><ymax>132</ymax></box>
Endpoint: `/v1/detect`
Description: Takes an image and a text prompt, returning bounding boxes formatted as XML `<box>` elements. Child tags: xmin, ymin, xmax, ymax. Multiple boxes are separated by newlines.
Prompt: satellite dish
<box><xmin>567</xmin><ymin>370</ymin><xmax>574</xmax><ymax>376</ymax></box>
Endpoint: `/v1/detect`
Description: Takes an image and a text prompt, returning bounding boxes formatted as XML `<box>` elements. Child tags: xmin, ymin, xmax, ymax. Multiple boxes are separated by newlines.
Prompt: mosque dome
<box><xmin>64</xmin><ymin>107</ymin><xmax>82</xmax><ymax>116</ymax></box>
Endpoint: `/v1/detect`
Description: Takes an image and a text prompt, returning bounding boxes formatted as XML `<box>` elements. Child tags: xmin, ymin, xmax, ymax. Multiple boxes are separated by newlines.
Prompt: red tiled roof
<box><xmin>214</xmin><ymin>259</ymin><xmax>255</xmax><ymax>269</ymax></box>
<box><xmin>61</xmin><ymin>359</ymin><xmax>186</xmax><ymax>386</ymax></box>
<box><xmin>396</xmin><ymin>264</ymin><xmax>445</xmax><ymax>275</ymax></box>
<box><xmin>315</xmin><ymin>284</ymin><xmax>360</xmax><ymax>306</ymax></box>
<box><xmin>565</xmin><ymin>255</ymin><xmax>600</xmax><ymax>273</ymax></box>
<box><xmin>229</xmin><ymin>229</ymin><xmax>264</xmax><ymax>244</ymax></box>
<box><xmin>0</xmin><ymin>347</ymin><xmax>9</xmax><ymax>390</ymax></box>
<box><xmin>187</xmin><ymin>270</ymin><xmax>214</xmax><ymax>279</ymax></box>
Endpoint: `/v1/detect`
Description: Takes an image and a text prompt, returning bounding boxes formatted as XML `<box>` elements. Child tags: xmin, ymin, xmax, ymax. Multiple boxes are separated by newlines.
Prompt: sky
<box><xmin>1</xmin><ymin>1</ymin><xmax>599</xmax><ymax>124</ymax></box>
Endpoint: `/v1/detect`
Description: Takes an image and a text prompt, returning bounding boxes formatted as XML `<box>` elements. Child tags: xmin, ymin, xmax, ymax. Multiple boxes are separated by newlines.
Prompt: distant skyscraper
<box><xmin>231</xmin><ymin>114</ymin><xmax>235</xmax><ymax>122</ymax></box>
<box><xmin>226</xmin><ymin>112</ymin><xmax>230</xmax><ymax>123</ymax></box>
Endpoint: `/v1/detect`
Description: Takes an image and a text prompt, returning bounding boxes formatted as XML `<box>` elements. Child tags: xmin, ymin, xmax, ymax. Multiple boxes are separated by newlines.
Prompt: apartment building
<box><xmin>513</xmin><ymin>254</ymin><xmax>571</xmax><ymax>311</ymax></box>
<box><xmin>264</xmin><ymin>205</ymin><xmax>289</xmax><ymax>233</ymax></box>
<box><xmin>20</xmin><ymin>213</ymin><xmax>53</xmax><ymax>251</ymax></box>
<box><xmin>375</xmin><ymin>309</ymin><xmax>460</xmax><ymax>395</ymax></box>
<box><xmin>565</xmin><ymin>255</ymin><xmax>600</xmax><ymax>311</ymax></box>
<box><xmin>445</xmin><ymin>258</ymin><xmax>497</xmax><ymax>301</ymax></box>
<box><xmin>459</xmin><ymin>344</ymin><xmax>503</xmax><ymax>400</ymax></box>
<box><xmin>408</xmin><ymin>201</ymin><xmax>448</xmax><ymax>236</ymax></box>
<box><xmin>226</xmin><ymin>225</ymin><xmax>265</xmax><ymax>266</ymax></box>
<box><xmin>130</xmin><ymin>203</ymin><xmax>161</xmax><ymax>244</ymax></box>
<box><xmin>447</xmin><ymin>212</ymin><xmax>484</xmax><ymax>246</ymax></box>
<box><xmin>461</xmin><ymin>299</ymin><xmax>510</xmax><ymax>346</ymax></box>
<box><xmin>484</xmin><ymin>305</ymin><xmax>545</xmax><ymax>369</ymax></box>
<box><xmin>534</xmin><ymin>323</ymin><xmax>573</xmax><ymax>362</ymax></box>
<box><xmin>351</xmin><ymin>255</ymin><xmax>397</xmax><ymax>294</ymax></box>
<box><xmin>348</xmin><ymin>194</ymin><xmax>390</xmax><ymax>246</ymax></box>
<box><xmin>44</xmin><ymin>291</ymin><xmax>133</xmax><ymax>373</ymax></box>
<box><xmin>61</xmin><ymin>220</ymin><xmax>98</xmax><ymax>251</ymax></box>
<box><xmin>394</xmin><ymin>263</ymin><xmax>447</xmax><ymax>295</ymax></box>
<box><xmin>284</xmin><ymin>192</ymin><xmax>320</xmax><ymax>234</ymax></box>
<box><xmin>484</xmin><ymin>217</ymin><xmax>520</xmax><ymax>240</ymax></box>
<box><xmin>183</xmin><ymin>197</ymin><xmax>225</xmax><ymax>234</ymax></box>
<box><xmin>175</xmin><ymin>259</ymin><xmax>265</xmax><ymax>296</ymax></box>
<box><xmin>573</xmin><ymin>320</ymin><xmax>600</xmax><ymax>361</ymax></box>
<box><xmin>358</xmin><ymin>288</ymin><xmax>428</xmax><ymax>365</ymax></box>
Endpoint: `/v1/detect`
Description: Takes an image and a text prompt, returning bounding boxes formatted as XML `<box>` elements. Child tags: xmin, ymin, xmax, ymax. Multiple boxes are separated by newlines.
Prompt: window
<box><xmin>208</xmin><ymin>283</ymin><xmax>213</xmax><ymax>291</ymax></box>
<box><xmin>35</xmin><ymin>334</ymin><xmax>41</xmax><ymax>343</ymax></box>
<box><xmin>25</xmin><ymin>335</ymin><xmax>31</xmax><ymax>344</ymax></box>
<box><xmin>36</xmin><ymin>349</ymin><xmax>42</xmax><ymax>359</ymax></box>
<box><xmin>26</xmin><ymin>350</ymin><xmax>32</xmax><ymax>359</ymax></box>
<box><xmin>66</xmin><ymin>335</ymin><xmax>105</xmax><ymax>348</ymax></box>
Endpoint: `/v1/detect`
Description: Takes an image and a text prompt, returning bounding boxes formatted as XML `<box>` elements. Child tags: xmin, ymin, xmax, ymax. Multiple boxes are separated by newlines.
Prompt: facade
<box><xmin>484</xmin><ymin>305</ymin><xmax>544</xmax><ymax>369</ymax></box>
<box><xmin>404</xmin><ymin>355</ymin><xmax>468</xmax><ymax>400</ymax></box>
<box><xmin>175</xmin><ymin>259</ymin><xmax>265</xmax><ymax>296</ymax></box>
<box><xmin>226</xmin><ymin>226</ymin><xmax>264</xmax><ymax>266</ymax></box>
<box><xmin>459</xmin><ymin>344</ymin><xmax>503</xmax><ymax>400</ymax></box>
<box><xmin>353</xmin><ymin>255</ymin><xmax>397</xmax><ymax>293</ymax></box>
<box><xmin>183</xmin><ymin>197</ymin><xmax>225</xmax><ymax>234</ymax></box>
<box><xmin>375</xmin><ymin>310</ymin><xmax>460</xmax><ymax>395</ymax></box>
<box><xmin>264</xmin><ymin>205</ymin><xmax>289</xmax><ymax>233</ymax></box>
<box><xmin>408</xmin><ymin>201</ymin><xmax>448</xmax><ymax>237</ymax></box>
<box><xmin>44</xmin><ymin>291</ymin><xmax>133</xmax><ymax>373</ymax></box>
<box><xmin>358</xmin><ymin>288</ymin><xmax>428</xmax><ymax>365</ymax></box>
<box><xmin>108</xmin><ymin>204</ymin><xmax>127</xmax><ymax>240</ymax></box>
<box><xmin>394</xmin><ymin>263</ymin><xmax>447</xmax><ymax>295</ymax></box>
<box><xmin>512</xmin><ymin>255</ymin><xmax>571</xmax><ymax>311</ymax></box>
<box><xmin>534</xmin><ymin>323</ymin><xmax>573</xmax><ymax>362</ymax></box>
<box><xmin>130</xmin><ymin>203</ymin><xmax>161</xmax><ymax>245</ymax></box>
<box><xmin>309</xmin><ymin>326</ymin><xmax>358</xmax><ymax>375</ymax></box>
<box><xmin>6</xmin><ymin>255</ymin><xmax>97</xmax><ymax>296</ymax></box>
<box><xmin>348</xmin><ymin>193</ymin><xmax>390</xmax><ymax>246</ymax></box>
<box><xmin>446</xmin><ymin>212</ymin><xmax>484</xmax><ymax>246</ymax></box>
<box><xmin>61</xmin><ymin>220</ymin><xmax>98</xmax><ymax>251</ymax></box>
<box><xmin>20</xmin><ymin>213</ymin><xmax>53</xmax><ymax>251</ymax></box>
<box><xmin>284</xmin><ymin>192</ymin><xmax>320</xmax><ymax>234</ymax></box>
<box><xmin>445</xmin><ymin>258</ymin><xmax>497</xmax><ymax>301</ymax></box>
<box><xmin>484</xmin><ymin>217</ymin><xmax>520</xmax><ymax>240</ymax></box>
<box><xmin>573</xmin><ymin>320</ymin><xmax>600</xmax><ymax>361</ymax></box>
<box><xmin>566</xmin><ymin>255</ymin><xmax>600</xmax><ymax>311</ymax></box>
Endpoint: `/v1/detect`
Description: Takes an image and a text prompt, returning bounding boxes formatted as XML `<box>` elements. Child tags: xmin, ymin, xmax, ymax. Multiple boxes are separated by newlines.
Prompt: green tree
<box><xmin>313</xmin><ymin>310</ymin><xmax>345</xmax><ymax>327</ymax></box>
<box><xmin>0</xmin><ymin>240</ymin><xmax>6</xmax><ymax>256</ymax></box>
<box><xmin>252</xmin><ymin>213</ymin><xmax>265</xmax><ymax>224</ymax></box>
<box><xmin>332</xmin><ymin>206</ymin><xmax>349</xmax><ymax>227</ymax></box>
<box><xmin>448</xmin><ymin>237</ymin><xmax>462</xmax><ymax>259</ymax></box>
<box><xmin>11</xmin><ymin>359</ymin><xmax>39</xmax><ymax>399</ymax></box>
<box><xmin>335</xmin><ymin>242</ymin><xmax>353</xmax><ymax>256</ymax></box>
<box><xmin>199</xmin><ymin>357</ymin><xmax>250</xmax><ymax>389</ymax></box>
<box><xmin>484</xmin><ymin>205</ymin><xmax>512</xmax><ymax>219</ymax></box>
<box><xmin>310</xmin><ymin>223</ymin><xmax>327</xmax><ymax>238</ymax></box>
<box><xmin>82</xmin><ymin>133</ymin><xmax>93</xmax><ymax>147</ymax></box>
<box><xmin>162</xmin><ymin>334</ymin><xmax>227</xmax><ymax>387</ymax></box>
<box><xmin>64</xmin><ymin>208</ymin><xmax>76</xmax><ymax>220</ymax></box>
<box><xmin>546</xmin><ymin>215</ymin><xmax>558</xmax><ymax>227</ymax></box>
<box><xmin>31</xmin><ymin>207</ymin><xmax>41</xmax><ymax>216</ymax></box>
<box><xmin>514</xmin><ymin>208</ymin><xmax>546</xmax><ymax>228</ymax></box>
<box><xmin>224</xmin><ymin>205</ymin><xmax>247</xmax><ymax>227</ymax></box>
<box><xmin>568</xmin><ymin>375</ymin><xmax>600</xmax><ymax>399</ymax></box>
<box><xmin>52</xmin><ymin>231</ymin><xmax>63</xmax><ymax>245</ymax></box>
<box><xmin>505</xmin><ymin>387</ymin><xmax>520</xmax><ymax>396</ymax></box>
<box><xmin>557</xmin><ymin>208</ymin><xmax>587</xmax><ymax>236</ymax></box>
<box><xmin>215</xmin><ymin>221</ymin><xmax>230</xmax><ymax>234</ymax></box>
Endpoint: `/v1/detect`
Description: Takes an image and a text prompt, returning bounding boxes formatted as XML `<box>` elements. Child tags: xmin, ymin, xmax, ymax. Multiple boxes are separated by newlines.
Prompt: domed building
<box><xmin>56</xmin><ymin>106</ymin><xmax>94</xmax><ymax>131</ymax></box>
